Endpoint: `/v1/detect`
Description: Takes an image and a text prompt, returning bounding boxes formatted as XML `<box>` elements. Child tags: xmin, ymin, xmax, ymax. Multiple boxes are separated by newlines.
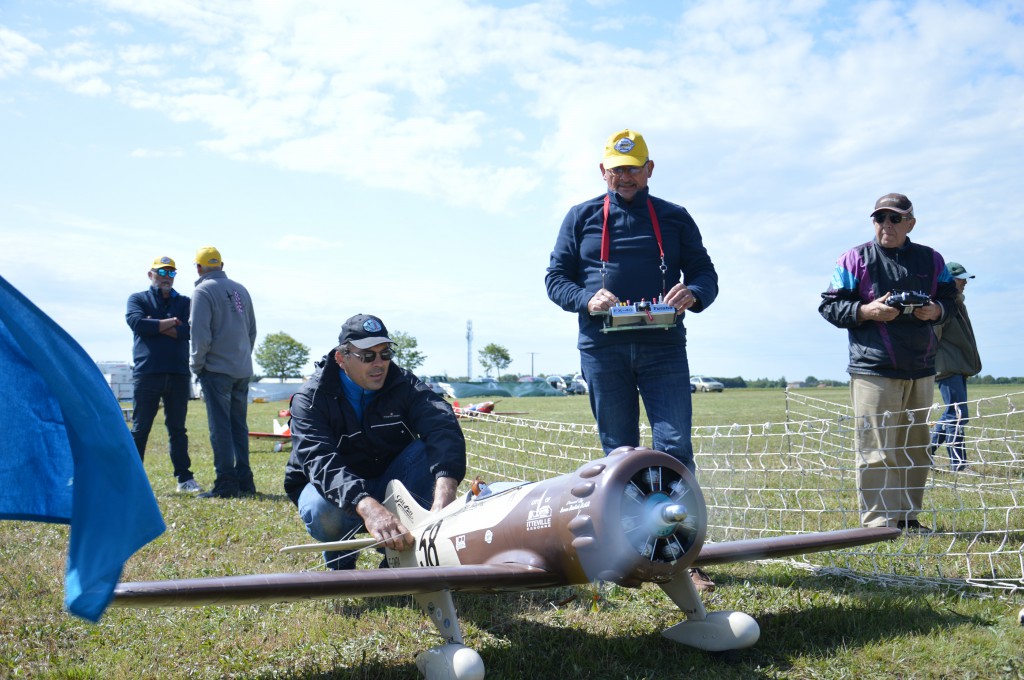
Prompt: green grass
<box><xmin>1</xmin><ymin>389</ymin><xmax>1023</xmax><ymax>679</ymax></box>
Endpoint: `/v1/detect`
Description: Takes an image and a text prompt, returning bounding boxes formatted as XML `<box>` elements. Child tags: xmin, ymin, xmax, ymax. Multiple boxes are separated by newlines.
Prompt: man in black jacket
<box><xmin>819</xmin><ymin>193</ymin><xmax>957</xmax><ymax>532</ymax></box>
<box><xmin>125</xmin><ymin>255</ymin><xmax>202</xmax><ymax>494</ymax></box>
<box><xmin>284</xmin><ymin>314</ymin><xmax>466</xmax><ymax>569</ymax></box>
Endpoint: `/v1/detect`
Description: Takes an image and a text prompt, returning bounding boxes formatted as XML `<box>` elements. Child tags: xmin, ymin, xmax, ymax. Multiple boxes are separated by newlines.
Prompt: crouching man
<box><xmin>284</xmin><ymin>314</ymin><xmax>466</xmax><ymax>569</ymax></box>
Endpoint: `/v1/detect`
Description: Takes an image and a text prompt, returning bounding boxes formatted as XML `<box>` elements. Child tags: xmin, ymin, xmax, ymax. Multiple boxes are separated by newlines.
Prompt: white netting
<box><xmin>459</xmin><ymin>390</ymin><xmax>1024</xmax><ymax>591</ymax></box>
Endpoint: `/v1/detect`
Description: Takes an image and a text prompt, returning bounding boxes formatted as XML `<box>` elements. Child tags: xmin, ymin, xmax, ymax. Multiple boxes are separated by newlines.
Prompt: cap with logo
<box><xmin>947</xmin><ymin>262</ymin><xmax>975</xmax><ymax>279</ymax></box>
<box><xmin>195</xmin><ymin>246</ymin><xmax>222</xmax><ymax>267</ymax></box>
<box><xmin>338</xmin><ymin>314</ymin><xmax>394</xmax><ymax>349</ymax></box>
<box><xmin>603</xmin><ymin>129</ymin><xmax>649</xmax><ymax>169</ymax></box>
<box><xmin>151</xmin><ymin>255</ymin><xmax>176</xmax><ymax>270</ymax></box>
<box><xmin>871</xmin><ymin>193</ymin><xmax>914</xmax><ymax>216</ymax></box>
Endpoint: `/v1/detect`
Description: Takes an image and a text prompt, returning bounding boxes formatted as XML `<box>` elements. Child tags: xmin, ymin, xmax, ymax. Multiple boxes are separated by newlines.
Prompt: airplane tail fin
<box><xmin>273</xmin><ymin>419</ymin><xmax>290</xmax><ymax>436</ymax></box>
<box><xmin>384</xmin><ymin>479</ymin><xmax>433</xmax><ymax>529</ymax></box>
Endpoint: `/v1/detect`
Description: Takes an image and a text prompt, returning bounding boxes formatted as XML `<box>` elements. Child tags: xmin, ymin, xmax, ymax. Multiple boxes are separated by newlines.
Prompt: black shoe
<box><xmin>896</xmin><ymin>519</ymin><xmax>933</xmax><ymax>534</ymax></box>
<box><xmin>198</xmin><ymin>487</ymin><xmax>240</xmax><ymax>499</ymax></box>
<box><xmin>239</xmin><ymin>484</ymin><xmax>257</xmax><ymax>496</ymax></box>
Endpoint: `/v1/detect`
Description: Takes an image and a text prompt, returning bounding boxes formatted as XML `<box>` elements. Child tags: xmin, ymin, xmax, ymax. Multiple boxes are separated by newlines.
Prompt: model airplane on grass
<box><xmin>112</xmin><ymin>446</ymin><xmax>899</xmax><ymax>680</ymax></box>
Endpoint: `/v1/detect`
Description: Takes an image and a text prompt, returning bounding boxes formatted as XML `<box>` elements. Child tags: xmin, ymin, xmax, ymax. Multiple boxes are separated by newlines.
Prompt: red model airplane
<box><xmin>452</xmin><ymin>400</ymin><xmax>528</xmax><ymax>418</ymax></box>
<box><xmin>112</xmin><ymin>447</ymin><xmax>898</xmax><ymax>680</ymax></box>
<box><xmin>248</xmin><ymin>409</ymin><xmax>291</xmax><ymax>450</ymax></box>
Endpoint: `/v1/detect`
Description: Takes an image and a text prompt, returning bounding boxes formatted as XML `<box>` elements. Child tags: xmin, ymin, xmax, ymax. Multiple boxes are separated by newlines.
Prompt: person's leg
<box><xmin>228</xmin><ymin>377</ymin><xmax>254</xmax><ymax>492</ymax></box>
<box><xmin>635</xmin><ymin>343</ymin><xmax>694</xmax><ymax>474</ymax></box>
<box><xmin>370</xmin><ymin>440</ymin><xmax>434</xmax><ymax>508</ymax></box>
<box><xmin>162</xmin><ymin>374</ymin><xmax>193</xmax><ymax>483</ymax></box>
<box><xmin>932</xmin><ymin>376</ymin><xmax>957</xmax><ymax>455</ymax></box>
<box><xmin>944</xmin><ymin>375</ymin><xmax>970</xmax><ymax>470</ymax></box>
<box><xmin>852</xmin><ymin>375</ymin><xmax>910</xmax><ymax>527</ymax></box>
<box><xmin>904</xmin><ymin>376</ymin><xmax>935</xmax><ymax>521</ymax></box>
<box><xmin>580</xmin><ymin>345</ymin><xmax>641</xmax><ymax>455</ymax></box>
<box><xmin>198</xmin><ymin>371</ymin><xmax>240</xmax><ymax>495</ymax></box>
<box><xmin>130</xmin><ymin>374</ymin><xmax>162</xmax><ymax>462</ymax></box>
<box><xmin>297</xmin><ymin>483</ymin><xmax>363</xmax><ymax>569</ymax></box>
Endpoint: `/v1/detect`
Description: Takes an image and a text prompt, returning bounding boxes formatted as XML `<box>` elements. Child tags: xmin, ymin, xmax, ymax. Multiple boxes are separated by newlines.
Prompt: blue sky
<box><xmin>2</xmin><ymin>0</ymin><xmax>1021</xmax><ymax>382</ymax></box>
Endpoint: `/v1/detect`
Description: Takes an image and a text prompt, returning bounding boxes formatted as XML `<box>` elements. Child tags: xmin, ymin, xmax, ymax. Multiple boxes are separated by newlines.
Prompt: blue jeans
<box><xmin>297</xmin><ymin>439</ymin><xmax>434</xmax><ymax>569</ymax></box>
<box><xmin>198</xmin><ymin>371</ymin><xmax>252</xmax><ymax>493</ymax></box>
<box><xmin>580</xmin><ymin>343</ymin><xmax>694</xmax><ymax>473</ymax></box>
<box><xmin>131</xmin><ymin>373</ymin><xmax>194</xmax><ymax>483</ymax></box>
<box><xmin>931</xmin><ymin>374</ymin><xmax>969</xmax><ymax>470</ymax></box>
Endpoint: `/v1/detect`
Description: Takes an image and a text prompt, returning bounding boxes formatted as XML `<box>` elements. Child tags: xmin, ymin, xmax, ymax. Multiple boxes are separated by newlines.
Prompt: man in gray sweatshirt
<box><xmin>190</xmin><ymin>246</ymin><xmax>258</xmax><ymax>498</ymax></box>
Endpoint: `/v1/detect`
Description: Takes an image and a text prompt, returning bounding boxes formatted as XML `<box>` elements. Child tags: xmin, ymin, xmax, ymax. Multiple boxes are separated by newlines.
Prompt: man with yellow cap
<box><xmin>126</xmin><ymin>255</ymin><xmax>203</xmax><ymax>493</ymax></box>
<box><xmin>545</xmin><ymin>129</ymin><xmax>719</xmax><ymax>591</ymax></box>
<box><xmin>189</xmin><ymin>246</ymin><xmax>258</xmax><ymax>498</ymax></box>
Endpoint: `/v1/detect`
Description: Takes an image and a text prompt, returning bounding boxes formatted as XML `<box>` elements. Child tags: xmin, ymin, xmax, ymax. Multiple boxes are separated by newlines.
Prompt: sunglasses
<box><xmin>605</xmin><ymin>163</ymin><xmax>648</xmax><ymax>177</ymax></box>
<box><xmin>153</xmin><ymin>268</ymin><xmax>177</xmax><ymax>278</ymax></box>
<box><xmin>874</xmin><ymin>213</ymin><xmax>906</xmax><ymax>225</ymax></box>
<box><xmin>344</xmin><ymin>348</ymin><xmax>395</xmax><ymax>363</ymax></box>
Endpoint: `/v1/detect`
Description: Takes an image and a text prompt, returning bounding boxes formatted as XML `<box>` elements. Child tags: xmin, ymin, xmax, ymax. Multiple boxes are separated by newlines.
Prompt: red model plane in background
<box><xmin>248</xmin><ymin>409</ymin><xmax>291</xmax><ymax>451</ymax></box>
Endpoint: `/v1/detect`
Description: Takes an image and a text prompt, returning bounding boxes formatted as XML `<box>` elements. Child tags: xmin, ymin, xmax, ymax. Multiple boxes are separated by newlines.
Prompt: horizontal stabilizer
<box><xmin>280</xmin><ymin>537</ymin><xmax>379</xmax><ymax>554</ymax></box>
<box><xmin>693</xmin><ymin>527</ymin><xmax>900</xmax><ymax>567</ymax></box>
<box><xmin>112</xmin><ymin>563</ymin><xmax>560</xmax><ymax>608</ymax></box>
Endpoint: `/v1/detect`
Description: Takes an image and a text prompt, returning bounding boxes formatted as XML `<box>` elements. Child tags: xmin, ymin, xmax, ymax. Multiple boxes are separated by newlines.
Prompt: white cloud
<box><xmin>0</xmin><ymin>27</ymin><xmax>44</xmax><ymax>77</ymax></box>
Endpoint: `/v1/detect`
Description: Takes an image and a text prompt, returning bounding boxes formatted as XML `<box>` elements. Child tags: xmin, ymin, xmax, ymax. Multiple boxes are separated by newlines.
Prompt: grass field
<box><xmin>2</xmin><ymin>387</ymin><xmax>1022</xmax><ymax>679</ymax></box>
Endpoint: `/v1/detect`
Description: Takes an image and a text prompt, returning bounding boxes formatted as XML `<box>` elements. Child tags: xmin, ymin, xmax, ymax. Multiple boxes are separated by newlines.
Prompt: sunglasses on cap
<box><xmin>153</xmin><ymin>268</ymin><xmax>177</xmax><ymax>278</ymax></box>
<box><xmin>344</xmin><ymin>348</ymin><xmax>395</xmax><ymax>363</ymax></box>
<box><xmin>874</xmin><ymin>213</ymin><xmax>906</xmax><ymax>225</ymax></box>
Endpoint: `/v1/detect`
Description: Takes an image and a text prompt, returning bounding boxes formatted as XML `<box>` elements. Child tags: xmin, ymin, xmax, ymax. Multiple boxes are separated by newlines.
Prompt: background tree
<box><xmin>255</xmin><ymin>332</ymin><xmax>310</xmax><ymax>381</ymax></box>
<box><xmin>479</xmin><ymin>343</ymin><xmax>512</xmax><ymax>377</ymax></box>
<box><xmin>390</xmin><ymin>330</ymin><xmax>426</xmax><ymax>371</ymax></box>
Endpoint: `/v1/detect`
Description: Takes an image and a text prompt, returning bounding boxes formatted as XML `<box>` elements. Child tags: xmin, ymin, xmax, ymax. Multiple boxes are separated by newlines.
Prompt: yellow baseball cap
<box><xmin>603</xmin><ymin>129</ymin><xmax>649</xmax><ymax>168</ymax></box>
<box><xmin>151</xmin><ymin>255</ymin><xmax>176</xmax><ymax>269</ymax></box>
<box><xmin>195</xmin><ymin>246</ymin><xmax>222</xmax><ymax>267</ymax></box>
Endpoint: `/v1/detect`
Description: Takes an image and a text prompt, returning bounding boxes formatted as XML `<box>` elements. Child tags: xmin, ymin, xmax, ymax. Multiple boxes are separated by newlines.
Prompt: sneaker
<box><xmin>176</xmin><ymin>478</ymin><xmax>203</xmax><ymax>494</ymax></box>
<box><xmin>954</xmin><ymin>466</ymin><xmax>979</xmax><ymax>476</ymax></box>
<box><xmin>689</xmin><ymin>567</ymin><xmax>716</xmax><ymax>593</ymax></box>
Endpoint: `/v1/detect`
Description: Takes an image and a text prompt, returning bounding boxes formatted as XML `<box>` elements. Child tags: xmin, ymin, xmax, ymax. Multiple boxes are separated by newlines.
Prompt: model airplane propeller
<box><xmin>113</xmin><ymin>447</ymin><xmax>899</xmax><ymax>680</ymax></box>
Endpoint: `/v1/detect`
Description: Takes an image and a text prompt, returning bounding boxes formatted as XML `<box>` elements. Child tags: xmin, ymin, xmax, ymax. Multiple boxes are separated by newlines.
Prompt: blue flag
<box><xmin>0</xmin><ymin>275</ymin><xmax>165</xmax><ymax>622</ymax></box>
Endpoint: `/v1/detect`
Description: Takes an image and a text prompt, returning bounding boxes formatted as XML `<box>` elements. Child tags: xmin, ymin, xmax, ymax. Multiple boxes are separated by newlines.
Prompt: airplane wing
<box><xmin>112</xmin><ymin>563</ymin><xmax>561</xmax><ymax>608</ymax></box>
<box><xmin>692</xmin><ymin>527</ymin><xmax>900</xmax><ymax>567</ymax></box>
<box><xmin>248</xmin><ymin>432</ymin><xmax>290</xmax><ymax>439</ymax></box>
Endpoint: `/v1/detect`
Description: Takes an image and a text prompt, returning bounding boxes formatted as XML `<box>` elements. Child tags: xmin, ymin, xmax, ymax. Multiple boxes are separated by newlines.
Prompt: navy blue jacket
<box><xmin>284</xmin><ymin>351</ymin><xmax>466</xmax><ymax>512</ymax></box>
<box><xmin>819</xmin><ymin>238</ymin><xmax>956</xmax><ymax>379</ymax></box>
<box><xmin>545</xmin><ymin>188</ymin><xmax>718</xmax><ymax>349</ymax></box>
<box><xmin>126</xmin><ymin>287</ymin><xmax>191</xmax><ymax>376</ymax></box>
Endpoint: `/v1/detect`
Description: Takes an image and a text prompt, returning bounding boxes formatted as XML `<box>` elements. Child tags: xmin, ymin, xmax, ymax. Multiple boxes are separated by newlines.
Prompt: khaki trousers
<box><xmin>850</xmin><ymin>374</ymin><xmax>934</xmax><ymax>527</ymax></box>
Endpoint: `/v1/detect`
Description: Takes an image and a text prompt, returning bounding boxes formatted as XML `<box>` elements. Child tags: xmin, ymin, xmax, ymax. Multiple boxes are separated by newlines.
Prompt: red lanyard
<box><xmin>601</xmin><ymin>194</ymin><xmax>668</xmax><ymax>294</ymax></box>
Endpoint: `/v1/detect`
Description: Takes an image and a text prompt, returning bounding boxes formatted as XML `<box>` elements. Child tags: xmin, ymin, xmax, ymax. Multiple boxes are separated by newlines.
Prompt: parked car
<box><xmin>563</xmin><ymin>373</ymin><xmax>588</xmax><ymax>395</ymax></box>
<box><xmin>545</xmin><ymin>375</ymin><xmax>567</xmax><ymax>391</ymax></box>
<box><xmin>419</xmin><ymin>375</ymin><xmax>454</xmax><ymax>397</ymax></box>
<box><xmin>690</xmin><ymin>376</ymin><xmax>724</xmax><ymax>392</ymax></box>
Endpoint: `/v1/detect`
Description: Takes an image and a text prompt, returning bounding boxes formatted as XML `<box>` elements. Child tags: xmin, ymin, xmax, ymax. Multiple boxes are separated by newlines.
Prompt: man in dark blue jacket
<box><xmin>545</xmin><ymin>128</ymin><xmax>719</xmax><ymax>591</ymax></box>
<box><xmin>126</xmin><ymin>256</ymin><xmax>202</xmax><ymax>493</ymax></box>
<box><xmin>819</xmin><ymin>193</ymin><xmax>957</xmax><ymax>532</ymax></box>
<box><xmin>284</xmin><ymin>314</ymin><xmax>466</xmax><ymax>569</ymax></box>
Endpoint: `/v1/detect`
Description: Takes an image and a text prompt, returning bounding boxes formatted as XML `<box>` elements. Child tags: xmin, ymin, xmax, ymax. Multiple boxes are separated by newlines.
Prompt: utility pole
<box><xmin>466</xmin><ymin>320</ymin><xmax>473</xmax><ymax>379</ymax></box>
<box><xmin>527</xmin><ymin>351</ymin><xmax>538</xmax><ymax>377</ymax></box>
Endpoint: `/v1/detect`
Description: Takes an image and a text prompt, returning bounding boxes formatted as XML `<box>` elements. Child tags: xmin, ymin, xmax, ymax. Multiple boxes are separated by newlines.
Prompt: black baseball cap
<box><xmin>338</xmin><ymin>314</ymin><xmax>393</xmax><ymax>349</ymax></box>
<box><xmin>871</xmin><ymin>193</ymin><xmax>914</xmax><ymax>216</ymax></box>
